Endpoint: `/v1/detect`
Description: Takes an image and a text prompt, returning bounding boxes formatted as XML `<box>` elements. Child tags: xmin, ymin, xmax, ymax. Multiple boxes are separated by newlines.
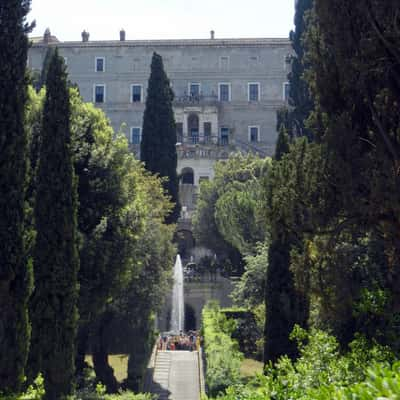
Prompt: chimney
<box><xmin>120</xmin><ymin>29</ymin><xmax>126</xmax><ymax>41</ymax></box>
<box><xmin>81</xmin><ymin>30</ymin><xmax>90</xmax><ymax>42</ymax></box>
<box><xmin>210</xmin><ymin>30</ymin><xmax>215</xmax><ymax>40</ymax></box>
<box><xmin>43</xmin><ymin>28</ymin><xmax>51</xmax><ymax>44</ymax></box>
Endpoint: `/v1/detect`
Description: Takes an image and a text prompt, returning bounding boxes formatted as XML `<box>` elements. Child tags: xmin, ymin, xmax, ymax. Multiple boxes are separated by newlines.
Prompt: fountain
<box><xmin>170</xmin><ymin>254</ymin><xmax>184</xmax><ymax>333</ymax></box>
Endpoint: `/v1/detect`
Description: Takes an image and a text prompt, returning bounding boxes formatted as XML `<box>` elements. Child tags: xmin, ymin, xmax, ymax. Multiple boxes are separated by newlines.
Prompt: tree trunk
<box><xmin>75</xmin><ymin>323</ymin><xmax>90</xmax><ymax>382</ymax></box>
<box><xmin>92</xmin><ymin>312</ymin><xmax>118</xmax><ymax>393</ymax></box>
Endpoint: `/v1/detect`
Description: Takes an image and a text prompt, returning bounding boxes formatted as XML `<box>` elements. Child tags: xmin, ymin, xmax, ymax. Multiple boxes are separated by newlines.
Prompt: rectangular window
<box><xmin>130</xmin><ymin>127</ymin><xmax>141</xmax><ymax>144</ymax></box>
<box><xmin>95</xmin><ymin>57</ymin><xmax>105</xmax><ymax>72</ymax></box>
<box><xmin>94</xmin><ymin>84</ymin><xmax>105</xmax><ymax>103</ymax></box>
<box><xmin>189</xmin><ymin>83</ymin><xmax>200</xmax><ymax>97</ymax></box>
<box><xmin>283</xmin><ymin>82</ymin><xmax>290</xmax><ymax>101</ymax></box>
<box><xmin>220</xmin><ymin>127</ymin><xmax>229</xmax><ymax>145</ymax></box>
<box><xmin>131</xmin><ymin>84</ymin><xmax>142</xmax><ymax>102</ymax></box>
<box><xmin>218</xmin><ymin>83</ymin><xmax>231</xmax><ymax>102</ymax></box>
<box><xmin>248</xmin><ymin>83</ymin><xmax>260</xmax><ymax>101</ymax></box>
<box><xmin>176</xmin><ymin>122</ymin><xmax>183</xmax><ymax>143</ymax></box>
<box><xmin>204</xmin><ymin>122</ymin><xmax>212</xmax><ymax>143</ymax></box>
<box><xmin>219</xmin><ymin>56</ymin><xmax>230</xmax><ymax>70</ymax></box>
<box><xmin>248</xmin><ymin>126</ymin><xmax>260</xmax><ymax>143</ymax></box>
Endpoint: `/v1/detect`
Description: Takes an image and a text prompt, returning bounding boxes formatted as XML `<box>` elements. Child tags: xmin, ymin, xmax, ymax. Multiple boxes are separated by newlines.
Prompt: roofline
<box><xmin>30</xmin><ymin>37</ymin><xmax>291</xmax><ymax>48</ymax></box>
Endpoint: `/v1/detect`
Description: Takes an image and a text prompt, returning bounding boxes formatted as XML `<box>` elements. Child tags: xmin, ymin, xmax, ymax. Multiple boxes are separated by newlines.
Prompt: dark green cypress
<box><xmin>36</xmin><ymin>47</ymin><xmax>55</xmax><ymax>91</ymax></box>
<box><xmin>286</xmin><ymin>0</ymin><xmax>314</xmax><ymax>139</ymax></box>
<box><xmin>141</xmin><ymin>52</ymin><xmax>180</xmax><ymax>224</ymax></box>
<box><xmin>0</xmin><ymin>0</ymin><xmax>34</xmax><ymax>393</ymax></box>
<box><xmin>264</xmin><ymin>235</ymin><xmax>299</xmax><ymax>363</ymax></box>
<box><xmin>29</xmin><ymin>50</ymin><xmax>79</xmax><ymax>399</ymax></box>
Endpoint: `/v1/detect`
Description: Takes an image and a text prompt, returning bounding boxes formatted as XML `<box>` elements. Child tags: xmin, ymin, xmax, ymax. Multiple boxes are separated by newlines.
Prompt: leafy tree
<box><xmin>24</xmin><ymin>86</ymin><xmax>175</xmax><ymax>392</ymax></box>
<box><xmin>28</xmin><ymin>51</ymin><xmax>79</xmax><ymax>399</ymax></box>
<box><xmin>76</xmin><ymin>160</ymin><xmax>175</xmax><ymax>392</ymax></box>
<box><xmin>68</xmin><ymin>92</ymin><xmax>142</xmax><ymax>382</ymax></box>
<box><xmin>193</xmin><ymin>154</ymin><xmax>268</xmax><ymax>274</ymax></box>
<box><xmin>141</xmin><ymin>52</ymin><xmax>180</xmax><ymax>224</ymax></box>
<box><xmin>0</xmin><ymin>0</ymin><xmax>34</xmax><ymax>393</ymax></box>
<box><xmin>121</xmin><ymin>171</ymin><xmax>175</xmax><ymax>390</ymax></box>
<box><xmin>68</xmin><ymin>98</ymin><xmax>148</xmax><ymax>390</ymax></box>
<box><xmin>231</xmin><ymin>243</ymin><xmax>269</xmax><ymax>309</ymax></box>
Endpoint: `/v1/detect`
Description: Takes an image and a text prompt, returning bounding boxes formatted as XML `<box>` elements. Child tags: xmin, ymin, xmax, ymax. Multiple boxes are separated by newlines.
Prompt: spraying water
<box><xmin>170</xmin><ymin>254</ymin><xmax>184</xmax><ymax>333</ymax></box>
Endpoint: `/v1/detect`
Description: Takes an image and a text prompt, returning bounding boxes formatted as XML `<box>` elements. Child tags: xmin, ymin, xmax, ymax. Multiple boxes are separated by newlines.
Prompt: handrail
<box><xmin>197</xmin><ymin>344</ymin><xmax>206</xmax><ymax>397</ymax></box>
<box><xmin>143</xmin><ymin>341</ymin><xmax>158</xmax><ymax>392</ymax></box>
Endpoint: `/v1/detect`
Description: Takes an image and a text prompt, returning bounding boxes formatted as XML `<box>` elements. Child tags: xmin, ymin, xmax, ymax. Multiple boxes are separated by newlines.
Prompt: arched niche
<box><xmin>180</xmin><ymin>167</ymin><xmax>194</xmax><ymax>185</ymax></box>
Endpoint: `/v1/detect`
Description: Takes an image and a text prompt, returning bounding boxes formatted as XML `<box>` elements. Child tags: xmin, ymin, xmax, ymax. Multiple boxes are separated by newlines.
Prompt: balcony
<box><xmin>176</xmin><ymin>135</ymin><xmax>234</xmax><ymax>160</ymax></box>
<box><xmin>177</xmin><ymin>134</ymin><xmax>230</xmax><ymax>146</ymax></box>
<box><xmin>173</xmin><ymin>94</ymin><xmax>219</xmax><ymax>107</ymax></box>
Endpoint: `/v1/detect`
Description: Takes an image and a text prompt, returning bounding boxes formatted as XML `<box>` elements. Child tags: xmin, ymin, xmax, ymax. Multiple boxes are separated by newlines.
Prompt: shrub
<box><xmin>210</xmin><ymin>326</ymin><xmax>395</xmax><ymax>399</ymax></box>
<box><xmin>0</xmin><ymin>375</ymin><xmax>45</xmax><ymax>400</ymax></box>
<box><xmin>74</xmin><ymin>383</ymin><xmax>155</xmax><ymax>400</ymax></box>
<box><xmin>202</xmin><ymin>302</ymin><xmax>243</xmax><ymax>396</ymax></box>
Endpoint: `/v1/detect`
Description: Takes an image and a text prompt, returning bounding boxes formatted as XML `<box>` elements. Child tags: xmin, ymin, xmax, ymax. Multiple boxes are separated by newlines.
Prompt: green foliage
<box><xmin>286</xmin><ymin>0</ymin><xmax>314</xmax><ymax>139</ymax></box>
<box><xmin>202</xmin><ymin>303</ymin><xmax>243</xmax><ymax>396</ymax></box>
<box><xmin>222</xmin><ymin>309</ymin><xmax>263</xmax><ymax>360</ymax></box>
<box><xmin>231</xmin><ymin>243</ymin><xmax>268</xmax><ymax>309</ymax></box>
<box><xmin>210</xmin><ymin>328</ymin><xmax>394</xmax><ymax>400</ymax></box>
<box><xmin>261</xmin><ymin>138</ymin><xmax>329</xmax><ymax>362</ymax></box>
<box><xmin>34</xmin><ymin>48</ymin><xmax>55</xmax><ymax>91</ymax></box>
<box><xmin>28</xmin><ymin>51</ymin><xmax>79</xmax><ymax>399</ymax></box>
<box><xmin>24</xmin><ymin>79</ymin><xmax>175</xmax><ymax>393</ymax></box>
<box><xmin>304</xmin><ymin>0</ymin><xmax>400</xmax><ymax>312</ymax></box>
<box><xmin>0</xmin><ymin>375</ymin><xmax>45</xmax><ymax>400</ymax></box>
<box><xmin>0</xmin><ymin>0</ymin><xmax>34</xmax><ymax>392</ymax></box>
<box><xmin>274</xmin><ymin>125</ymin><xmax>290</xmax><ymax>161</ymax></box>
<box><xmin>70</xmin><ymin>89</ymin><xmax>149</xmax><ymax>323</ymax></box>
<box><xmin>193</xmin><ymin>154</ymin><xmax>269</xmax><ymax>274</ymax></box>
<box><xmin>74</xmin><ymin>382</ymin><xmax>154</xmax><ymax>400</ymax></box>
<box><xmin>193</xmin><ymin>178</ymin><xmax>238</xmax><ymax>273</ymax></box>
<box><xmin>140</xmin><ymin>52</ymin><xmax>180</xmax><ymax>223</ymax></box>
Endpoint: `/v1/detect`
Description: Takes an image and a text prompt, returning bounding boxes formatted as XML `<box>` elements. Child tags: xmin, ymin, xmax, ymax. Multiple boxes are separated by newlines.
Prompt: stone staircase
<box><xmin>150</xmin><ymin>350</ymin><xmax>200</xmax><ymax>400</ymax></box>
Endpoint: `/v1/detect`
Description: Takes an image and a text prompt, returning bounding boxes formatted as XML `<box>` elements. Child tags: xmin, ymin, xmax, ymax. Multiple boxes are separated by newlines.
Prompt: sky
<box><xmin>29</xmin><ymin>0</ymin><xmax>295</xmax><ymax>41</ymax></box>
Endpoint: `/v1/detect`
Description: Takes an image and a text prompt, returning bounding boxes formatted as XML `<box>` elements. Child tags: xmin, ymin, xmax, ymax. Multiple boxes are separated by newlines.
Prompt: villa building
<box><xmin>28</xmin><ymin>29</ymin><xmax>292</xmax><ymax>215</ymax></box>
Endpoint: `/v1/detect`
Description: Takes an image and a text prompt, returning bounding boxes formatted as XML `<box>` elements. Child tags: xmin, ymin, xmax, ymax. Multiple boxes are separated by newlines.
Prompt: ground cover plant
<box><xmin>207</xmin><ymin>326</ymin><xmax>396</xmax><ymax>400</ymax></box>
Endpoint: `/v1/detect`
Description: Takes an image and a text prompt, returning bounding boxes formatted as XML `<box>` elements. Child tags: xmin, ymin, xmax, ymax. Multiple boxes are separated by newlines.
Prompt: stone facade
<box><xmin>28</xmin><ymin>31</ymin><xmax>292</xmax><ymax>213</ymax></box>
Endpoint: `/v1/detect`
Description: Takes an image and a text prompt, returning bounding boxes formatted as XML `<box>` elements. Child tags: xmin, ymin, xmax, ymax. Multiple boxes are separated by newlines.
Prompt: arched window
<box><xmin>188</xmin><ymin>114</ymin><xmax>199</xmax><ymax>144</ymax></box>
<box><xmin>181</xmin><ymin>167</ymin><xmax>194</xmax><ymax>184</ymax></box>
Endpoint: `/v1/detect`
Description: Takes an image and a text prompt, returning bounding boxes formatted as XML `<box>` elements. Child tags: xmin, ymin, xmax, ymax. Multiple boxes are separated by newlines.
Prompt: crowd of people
<box><xmin>158</xmin><ymin>330</ymin><xmax>201</xmax><ymax>351</ymax></box>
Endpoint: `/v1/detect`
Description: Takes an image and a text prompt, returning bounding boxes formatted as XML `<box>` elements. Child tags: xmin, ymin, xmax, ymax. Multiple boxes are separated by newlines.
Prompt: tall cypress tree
<box><xmin>305</xmin><ymin>0</ymin><xmax>400</xmax><ymax>313</ymax></box>
<box><xmin>0</xmin><ymin>0</ymin><xmax>34</xmax><ymax>393</ymax></box>
<box><xmin>289</xmin><ymin>0</ymin><xmax>314</xmax><ymax>137</ymax></box>
<box><xmin>29</xmin><ymin>50</ymin><xmax>79</xmax><ymax>399</ymax></box>
<box><xmin>280</xmin><ymin>0</ymin><xmax>314</xmax><ymax>139</ymax></box>
<box><xmin>141</xmin><ymin>52</ymin><xmax>180</xmax><ymax>224</ymax></box>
